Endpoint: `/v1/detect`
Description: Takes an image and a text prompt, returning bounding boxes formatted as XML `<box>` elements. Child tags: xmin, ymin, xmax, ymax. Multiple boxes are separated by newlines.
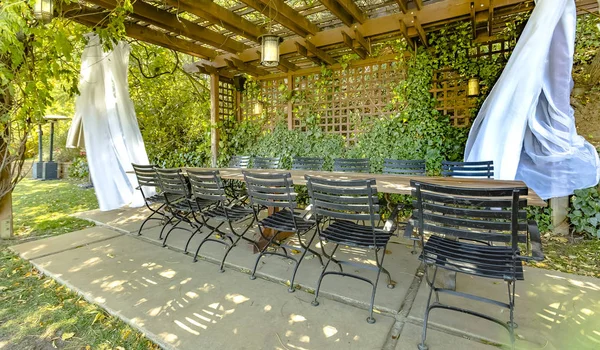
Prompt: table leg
<box><xmin>252</xmin><ymin>207</ymin><xmax>294</xmax><ymax>254</ymax></box>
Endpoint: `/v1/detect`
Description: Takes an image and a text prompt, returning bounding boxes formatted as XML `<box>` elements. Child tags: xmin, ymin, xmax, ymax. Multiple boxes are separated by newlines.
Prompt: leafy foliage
<box><xmin>526</xmin><ymin>205</ymin><xmax>553</xmax><ymax>233</ymax></box>
<box><xmin>68</xmin><ymin>156</ymin><xmax>89</xmax><ymax>179</ymax></box>
<box><xmin>568</xmin><ymin>186</ymin><xmax>600</xmax><ymax>239</ymax></box>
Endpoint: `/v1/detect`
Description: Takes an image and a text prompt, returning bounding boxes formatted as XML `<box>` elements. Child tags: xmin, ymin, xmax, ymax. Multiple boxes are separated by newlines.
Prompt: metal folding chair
<box><xmin>187</xmin><ymin>169</ymin><xmax>258</xmax><ymax>272</ymax></box>
<box><xmin>382</xmin><ymin>159</ymin><xmax>426</xmax><ymax>176</ymax></box>
<box><xmin>155</xmin><ymin>168</ymin><xmax>213</xmax><ymax>252</ymax></box>
<box><xmin>224</xmin><ymin>155</ymin><xmax>251</xmax><ymax>202</ymax></box>
<box><xmin>243</xmin><ymin>171</ymin><xmax>323</xmax><ymax>292</ymax></box>
<box><xmin>333</xmin><ymin>158</ymin><xmax>370</xmax><ymax>173</ymax></box>
<box><xmin>292</xmin><ymin>157</ymin><xmax>325</xmax><ymax>171</ymax></box>
<box><xmin>252</xmin><ymin>156</ymin><xmax>281</xmax><ymax>169</ymax></box>
<box><xmin>131</xmin><ymin>163</ymin><xmax>177</xmax><ymax>235</ymax></box>
<box><xmin>411</xmin><ymin>180</ymin><xmax>544</xmax><ymax>350</ymax></box>
<box><xmin>441</xmin><ymin>160</ymin><xmax>494</xmax><ymax>178</ymax></box>
<box><xmin>305</xmin><ymin>176</ymin><xmax>398</xmax><ymax>324</ymax></box>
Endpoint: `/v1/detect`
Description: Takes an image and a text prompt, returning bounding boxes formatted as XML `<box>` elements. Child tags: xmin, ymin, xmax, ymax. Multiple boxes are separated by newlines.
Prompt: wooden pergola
<box><xmin>60</xmin><ymin>0</ymin><xmax>599</xmax><ymax>164</ymax></box>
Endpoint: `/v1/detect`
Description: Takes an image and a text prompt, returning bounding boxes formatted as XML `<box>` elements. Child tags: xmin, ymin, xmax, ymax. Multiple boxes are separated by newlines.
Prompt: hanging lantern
<box><xmin>467</xmin><ymin>78</ymin><xmax>480</xmax><ymax>97</ymax></box>
<box><xmin>259</xmin><ymin>34</ymin><xmax>283</xmax><ymax>67</ymax></box>
<box><xmin>253</xmin><ymin>101</ymin><xmax>264</xmax><ymax>115</ymax></box>
<box><xmin>34</xmin><ymin>0</ymin><xmax>54</xmax><ymax>24</ymax></box>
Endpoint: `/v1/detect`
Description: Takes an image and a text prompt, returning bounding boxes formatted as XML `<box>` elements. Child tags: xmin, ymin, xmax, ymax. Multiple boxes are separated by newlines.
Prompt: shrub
<box><xmin>568</xmin><ymin>187</ymin><xmax>600</xmax><ymax>239</ymax></box>
<box><xmin>68</xmin><ymin>157</ymin><xmax>89</xmax><ymax>179</ymax></box>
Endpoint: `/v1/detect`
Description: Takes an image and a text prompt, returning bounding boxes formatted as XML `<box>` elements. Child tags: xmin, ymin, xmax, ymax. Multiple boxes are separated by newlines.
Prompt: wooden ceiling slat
<box><xmin>85</xmin><ymin>0</ymin><xmax>248</xmax><ymax>54</ymax></box>
<box><xmin>239</xmin><ymin>0</ymin><xmax>320</xmax><ymax>36</ymax></box>
<box><xmin>163</xmin><ymin>0</ymin><xmax>265</xmax><ymax>42</ymax></box>
<box><xmin>320</xmin><ymin>0</ymin><xmax>354</xmax><ymax>27</ymax></box>
<box><xmin>61</xmin><ymin>4</ymin><xmax>217</xmax><ymax>59</ymax></box>
<box><xmin>336</xmin><ymin>0</ymin><xmax>367</xmax><ymax>24</ymax></box>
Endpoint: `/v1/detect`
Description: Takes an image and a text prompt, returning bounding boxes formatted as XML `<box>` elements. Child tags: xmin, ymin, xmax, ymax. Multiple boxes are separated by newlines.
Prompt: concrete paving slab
<box><xmin>137</xmin><ymin>220</ymin><xmax>421</xmax><ymax>315</ymax></box>
<box><xmin>72</xmin><ymin>207</ymin><xmax>162</xmax><ymax>233</ymax></box>
<box><xmin>395</xmin><ymin>323</ymin><xmax>498</xmax><ymax>350</ymax></box>
<box><xmin>9</xmin><ymin>226</ymin><xmax>121</xmax><ymax>260</ymax></box>
<box><xmin>408</xmin><ymin>267</ymin><xmax>600</xmax><ymax>349</ymax></box>
<box><xmin>32</xmin><ymin>235</ymin><xmax>396</xmax><ymax>350</ymax></box>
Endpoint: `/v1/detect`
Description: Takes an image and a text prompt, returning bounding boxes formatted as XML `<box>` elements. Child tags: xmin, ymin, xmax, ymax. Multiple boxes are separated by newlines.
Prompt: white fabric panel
<box><xmin>465</xmin><ymin>0</ymin><xmax>600</xmax><ymax>200</ymax></box>
<box><xmin>74</xmin><ymin>34</ymin><xmax>151</xmax><ymax>210</ymax></box>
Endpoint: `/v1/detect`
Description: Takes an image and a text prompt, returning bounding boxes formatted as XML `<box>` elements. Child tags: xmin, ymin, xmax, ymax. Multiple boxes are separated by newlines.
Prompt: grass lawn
<box><xmin>0</xmin><ymin>178</ymin><xmax>158</xmax><ymax>350</ymax></box>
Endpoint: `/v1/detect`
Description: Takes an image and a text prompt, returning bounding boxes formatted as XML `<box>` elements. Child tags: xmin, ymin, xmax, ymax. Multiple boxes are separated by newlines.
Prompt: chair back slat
<box><xmin>229</xmin><ymin>155</ymin><xmax>251</xmax><ymax>169</ymax></box>
<box><xmin>132</xmin><ymin>163</ymin><xmax>159</xmax><ymax>187</ymax></box>
<box><xmin>383</xmin><ymin>159</ymin><xmax>426</xmax><ymax>175</ymax></box>
<box><xmin>411</xmin><ymin>180</ymin><xmax>528</xmax><ymax>245</ymax></box>
<box><xmin>333</xmin><ymin>158</ymin><xmax>370</xmax><ymax>173</ymax></box>
<box><xmin>156</xmin><ymin>168</ymin><xmax>189</xmax><ymax>199</ymax></box>
<box><xmin>253</xmin><ymin>157</ymin><xmax>281</xmax><ymax>169</ymax></box>
<box><xmin>306</xmin><ymin>176</ymin><xmax>380</xmax><ymax>222</ymax></box>
<box><xmin>243</xmin><ymin>171</ymin><xmax>297</xmax><ymax>209</ymax></box>
<box><xmin>187</xmin><ymin>170</ymin><xmax>226</xmax><ymax>202</ymax></box>
<box><xmin>292</xmin><ymin>157</ymin><xmax>325</xmax><ymax>171</ymax></box>
<box><xmin>442</xmin><ymin>160</ymin><xmax>494</xmax><ymax>178</ymax></box>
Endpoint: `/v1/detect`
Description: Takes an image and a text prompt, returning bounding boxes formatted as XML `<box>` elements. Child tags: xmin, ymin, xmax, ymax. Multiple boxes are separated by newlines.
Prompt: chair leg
<box><xmin>311</xmin><ymin>244</ymin><xmax>339</xmax><ymax>307</ymax></box>
<box><xmin>218</xmin><ymin>221</ymin><xmax>253</xmax><ymax>273</ymax></box>
<box><xmin>159</xmin><ymin>215</ymin><xmax>176</xmax><ymax>240</ymax></box>
<box><xmin>507</xmin><ymin>280</ymin><xmax>517</xmax><ymax>349</ymax></box>
<box><xmin>367</xmin><ymin>260</ymin><xmax>383</xmax><ymax>324</ymax></box>
<box><xmin>184</xmin><ymin>226</ymin><xmax>202</xmax><ymax>254</ymax></box>
<box><xmin>418</xmin><ymin>265</ymin><xmax>438</xmax><ymax>350</ymax></box>
<box><xmin>162</xmin><ymin>219</ymin><xmax>182</xmax><ymax>247</ymax></box>
<box><xmin>193</xmin><ymin>222</ymin><xmax>224</xmax><ymax>263</ymax></box>
<box><xmin>288</xmin><ymin>229</ymin><xmax>321</xmax><ymax>293</ymax></box>
<box><xmin>249</xmin><ymin>227</ymin><xmax>284</xmax><ymax>280</ymax></box>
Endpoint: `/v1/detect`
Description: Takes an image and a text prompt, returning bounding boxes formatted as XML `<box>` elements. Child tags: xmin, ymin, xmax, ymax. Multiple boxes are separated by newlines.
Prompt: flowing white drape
<box><xmin>74</xmin><ymin>34</ymin><xmax>151</xmax><ymax>210</ymax></box>
<box><xmin>465</xmin><ymin>0</ymin><xmax>600</xmax><ymax>200</ymax></box>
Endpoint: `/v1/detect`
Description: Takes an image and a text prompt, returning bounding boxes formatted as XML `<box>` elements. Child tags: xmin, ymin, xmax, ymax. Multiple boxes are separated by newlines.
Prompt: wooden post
<box><xmin>210</xmin><ymin>73</ymin><xmax>220</xmax><ymax>167</ymax></box>
<box><xmin>0</xmin><ymin>192</ymin><xmax>13</xmax><ymax>239</ymax></box>
<box><xmin>235</xmin><ymin>90</ymin><xmax>242</xmax><ymax>123</ymax></box>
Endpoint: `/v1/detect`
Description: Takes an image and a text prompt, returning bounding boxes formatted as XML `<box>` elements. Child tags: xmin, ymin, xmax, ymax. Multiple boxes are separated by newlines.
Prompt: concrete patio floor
<box><xmin>10</xmin><ymin>207</ymin><xmax>600</xmax><ymax>350</ymax></box>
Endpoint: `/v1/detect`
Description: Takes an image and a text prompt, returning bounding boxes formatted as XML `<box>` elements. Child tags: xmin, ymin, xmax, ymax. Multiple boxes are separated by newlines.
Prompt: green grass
<box><xmin>0</xmin><ymin>179</ymin><xmax>158</xmax><ymax>349</ymax></box>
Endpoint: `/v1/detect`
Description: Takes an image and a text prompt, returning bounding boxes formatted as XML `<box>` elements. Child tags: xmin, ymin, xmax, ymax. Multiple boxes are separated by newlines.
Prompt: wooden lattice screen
<box><xmin>432</xmin><ymin>39</ymin><xmax>513</xmax><ymax>127</ymax></box>
<box><xmin>241</xmin><ymin>59</ymin><xmax>403</xmax><ymax>143</ymax></box>
<box><xmin>219</xmin><ymin>80</ymin><xmax>235</xmax><ymax>120</ymax></box>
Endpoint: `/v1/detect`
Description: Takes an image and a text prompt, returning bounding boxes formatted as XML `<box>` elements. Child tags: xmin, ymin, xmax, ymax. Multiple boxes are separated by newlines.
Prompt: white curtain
<box><xmin>74</xmin><ymin>34</ymin><xmax>151</xmax><ymax>210</ymax></box>
<box><xmin>465</xmin><ymin>0</ymin><xmax>600</xmax><ymax>200</ymax></box>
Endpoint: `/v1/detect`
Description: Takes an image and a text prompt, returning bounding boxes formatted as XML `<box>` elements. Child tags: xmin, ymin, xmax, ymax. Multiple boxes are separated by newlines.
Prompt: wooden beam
<box><xmin>398</xmin><ymin>20</ymin><xmax>414</xmax><ymax>49</ymax></box>
<box><xmin>337</xmin><ymin>0</ymin><xmax>367</xmax><ymax>24</ymax></box>
<box><xmin>255</xmin><ymin>50</ymin><xmax>288</xmax><ymax>72</ymax></box>
<box><xmin>279</xmin><ymin>56</ymin><xmax>300</xmax><ymax>72</ymax></box>
<box><xmin>163</xmin><ymin>0</ymin><xmax>265</xmax><ymax>42</ymax></box>
<box><xmin>414</xmin><ymin>0</ymin><xmax>423</xmax><ymax>11</ymax></box>
<box><xmin>413</xmin><ymin>16</ymin><xmax>428</xmax><ymax>47</ymax></box>
<box><xmin>320</xmin><ymin>0</ymin><xmax>354</xmax><ymax>27</ymax></box>
<box><xmin>211</xmin><ymin>0</ymin><xmax>532</xmax><ymax>68</ymax></box>
<box><xmin>86</xmin><ymin>0</ymin><xmax>248</xmax><ymax>54</ymax></box>
<box><xmin>61</xmin><ymin>4</ymin><xmax>217</xmax><ymax>59</ymax></box>
<box><xmin>304</xmin><ymin>41</ymin><xmax>336</xmax><ymax>65</ymax></box>
<box><xmin>354</xmin><ymin>29</ymin><xmax>370</xmax><ymax>55</ymax></box>
<box><xmin>230</xmin><ymin>57</ymin><xmax>269</xmax><ymax>76</ymax></box>
<box><xmin>295</xmin><ymin>42</ymin><xmax>322</xmax><ymax>65</ymax></box>
<box><xmin>210</xmin><ymin>73</ymin><xmax>219</xmax><ymax>167</ymax></box>
<box><xmin>240</xmin><ymin>0</ymin><xmax>319</xmax><ymax>36</ymax></box>
<box><xmin>341</xmin><ymin>31</ymin><xmax>366</xmax><ymax>59</ymax></box>
<box><xmin>488</xmin><ymin>0</ymin><xmax>494</xmax><ymax>36</ymax></box>
<box><xmin>396</xmin><ymin>0</ymin><xmax>409</xmax><ymax>13</ymax></box>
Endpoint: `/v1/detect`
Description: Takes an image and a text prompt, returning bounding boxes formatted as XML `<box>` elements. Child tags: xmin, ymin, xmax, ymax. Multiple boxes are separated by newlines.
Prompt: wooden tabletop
<box><xmin>186</xmin><ymin>167</ymin><xmax>547</xmax><ymax>207</ymax></box>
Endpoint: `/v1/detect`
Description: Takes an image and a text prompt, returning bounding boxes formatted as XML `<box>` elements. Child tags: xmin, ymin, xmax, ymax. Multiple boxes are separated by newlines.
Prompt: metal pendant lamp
<box><xmin>259</xmin><ymin>2</ymin><xmax>282</xmax><ymax>67</ymax></box>
<box><xmin>34</xmin><ymin>0</ymin><xmax>54</xmax><ymax>24</ymax></box>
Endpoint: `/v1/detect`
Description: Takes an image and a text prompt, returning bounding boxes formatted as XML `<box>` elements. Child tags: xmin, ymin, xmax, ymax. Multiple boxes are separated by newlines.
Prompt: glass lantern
<box><xmin>260</xmin><ymin>34</ymin><xmax>283</xmax><ymax>67</ymax></box>
<box><xmin>34</xmin><ymin>0</ymin><xmax>54</xmax><ymax>24</ymax></box>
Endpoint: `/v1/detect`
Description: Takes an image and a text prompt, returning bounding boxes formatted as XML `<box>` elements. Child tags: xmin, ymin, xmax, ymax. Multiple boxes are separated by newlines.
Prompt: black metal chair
<box><xmin>155</xmin><ymin>168</ymin><xmax>212</xmax><ymax>252</ymax></box>
<box><xmin>131</xmin><ymin>163</ymin><xmax>177</xmax><ymax>235</ymax></box>
<box><xmin>224</xmin><ymin>155</ymin><xmax>252</xmax><ymax>202</ymax></box>
<box><xmin>305</xmin><ymin>176</ymin><xmax>398</xmax><ymax>324</ymax></box>
<box><xmin>292</xmin><ymin>157</ymin><xmax>325</xmax><ymax>171</ymax></box>
<box><xmin>186</xmin><ymin>170</ymin><xmax>258</xmax><ymax>272</ymax></box>
<box><xmin>382</xmin><ymin>159</ymin><xmax>426</xmax><ymax>176</ymax></box>
<box><xmin>333</xmin><ymin>158</ymin><xmax>370</xmax><ymax>173</ymax></box>
<box><xmin>252</xmin><ymin>156</ymin><xmax>281</xmax><ymax>169</ymax></box>
<box><xmin>243</xmin><ymin>171</ymin><xmax>323</xmax><ymax>292</ymax></box>
<box><xmin>410</xmin><ymin>180</ymin><xmax>544</xmax><ymax>350</ymax></box>
<box><xmin>441</xmin><ymin>160</ymin><xmax>494</xmax><ymax>178</ymax></box>
<box><xmin>229</xmin><ymin>155</ymin><xmax>251</xmax><ymax>169</ymax></box>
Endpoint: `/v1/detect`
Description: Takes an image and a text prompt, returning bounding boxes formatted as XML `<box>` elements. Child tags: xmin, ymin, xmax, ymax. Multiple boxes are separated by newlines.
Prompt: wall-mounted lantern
<box><xmin>253</xmin><ymin>101</ymin><xmax>264</xmax><ymax>115</ymax></box>
<box><xmin>34</xmin><ymin>0</ymin><xmax>54</xmax><ymax>24</ymax></box>
<box><xmin>467</xmin><ymin>78</ymin><xmax>480</xmax><ymax>97</ymax></box>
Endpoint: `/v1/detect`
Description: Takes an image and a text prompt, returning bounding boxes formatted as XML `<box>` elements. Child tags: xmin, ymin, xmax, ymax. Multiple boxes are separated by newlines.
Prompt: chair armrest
<box><xmin>518</xmin><ymin>221</ymin><xmax>544</xmax><ymax>262</ymax></box>
<box><xmin>300</xmin><ymin>204</ymin><xmax>314</xmax><ymax>221</ymax></box>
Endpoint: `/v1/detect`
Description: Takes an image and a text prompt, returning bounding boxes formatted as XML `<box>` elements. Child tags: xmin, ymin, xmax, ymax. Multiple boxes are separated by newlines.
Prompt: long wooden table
<box><xmin>187</xmin><ymin>167</ymin><xmax>547</xmax><ymax>207</ymax></box>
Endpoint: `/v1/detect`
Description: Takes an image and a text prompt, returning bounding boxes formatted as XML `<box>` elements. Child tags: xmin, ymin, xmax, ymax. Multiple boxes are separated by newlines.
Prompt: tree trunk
<box><xmin>0</xmin><ymin>192</ymin><xmax>13</xmax><ymax>239</ymax></box>
<box><xmin>588</xmin><ymin>51</ymin><xmax>600</xmax><ymax>86</ymax></box>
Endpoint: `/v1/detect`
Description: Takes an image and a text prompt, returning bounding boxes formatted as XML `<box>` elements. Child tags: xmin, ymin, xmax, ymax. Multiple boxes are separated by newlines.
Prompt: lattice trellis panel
<box><xmin>432</xmin><ymin>40</ymin><xmax>513</xmax><ymax>127</ymax></box>
<box><xmin>219</xmin><ymin>81</ymin><xmax>235</xmax><ymax>119</ymax></box>
<box><xmin>241</xmin><ymin>77</ymin><xmax>288</xmax><ymax>128</ymax></box>
<box><xmin>242</xmin><ymin>60</ymin><xmax>403</xmax><ymax>143</ymax></box>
